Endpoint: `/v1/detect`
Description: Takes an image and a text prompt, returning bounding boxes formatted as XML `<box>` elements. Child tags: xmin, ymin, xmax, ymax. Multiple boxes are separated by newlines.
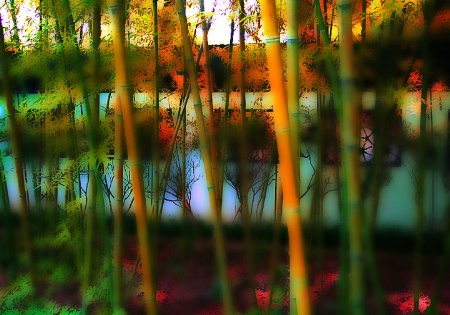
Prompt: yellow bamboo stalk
<box><xmin>336</xmin><ymin>1</ymin><xmax>364</xmax><ymax>314</ymax></box>
<box><xmin>176</xmin><ymin>0</ymin><xmax>233</xmax><ymax>313</ymax></box>
<box><xmin>107</xmin><ymin>1</ymin><xmax>157</xmax><ymax>314</ymax></box>
<box><xmin>259</xmin><ymin>1</ymin><xmax>311</xmax><ymax>314</ymax></box>
<box><xmin>286</xmin><ymin>0</ymin><xmax>300</xmax><ymax>192</ymax></box>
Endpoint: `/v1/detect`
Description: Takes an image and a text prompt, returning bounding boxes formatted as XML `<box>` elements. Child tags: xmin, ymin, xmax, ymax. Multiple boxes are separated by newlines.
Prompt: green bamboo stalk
<box><xmin>182</xmin><ymin>84</ymin><xmax>187</xmax><ymax>220</ymax></box>
<box><xmin>81</xmin><ymin>2</ymin><xmax>104</xmax><ymax>310</ymax></box>
<box><xmin>55</xmin><ymin>0</ymin><xmax>115</xmax><ymax>311</ymax></box>
<box><xmin>265</xmin><ymin>169</ymin><xmax>283</xmax><ymax>315</ymax></box>
<box><xmin>49</xmin><ymin>0</ymin><xmax>81</xmax><ymax>206</ymax></box>
<box><xmin>259</xmin><ymin>1</ymin><xmax>311</xmax><ymax>314</ymax></box>
<box><xmin>218</xmin><ymin>17</ymin><xmax>235</xmax><ymax>217</ymax></box>
<box><xmin>176</xmin><ymin>1</ymin><xmax>233</xmax><ymax>313</ymax></box>
<box><xmin>313</xmin><ymin>2</ymin><xmax>350</xmax><ymax>313</ymax></box>
<box><xmin>108</xmin><ymin>1</ymin><xmax>158</xmax><ymax>313</ymax></box>
<box><xmin>336</xmin><ymin>1</ymin><xmax>364</xmax><ymax>314</ymax></box>
<box><xmin>237</xmin><ymin>0</ymin><xmax>257</xmax><ymax>309</ymax></box>
<box><xmin>199</xmin><ymin>0</ymin><xmax>221</xmax><ymax>208</ymax></box>
<box><xmin>427</xmin><ymin>201</ymin><xmax>450</xmax><ymax>315</ymax></box>
<box><xmin>0</xmin><ymin>157</ymin><xmax>17</xmax><ymax>279</ymax></box>
<box><xmin>0</xmin><ymin>13</ymin><xmax>36</xmax><ymax>292</ymax></box>
<box><xmin>152</xmin><ymin>0</ymin><xmax>161</xmax><ymax>223</ymax></box>
<box><xmin>113</xmin><ymin>95</ymin><xmax>125</xmax><ymax>312</ymax></box>
<box><xmin>151</xmin><ymin>2</ymin><xmax>161</xmax><ymax>301</ymax></box>
<box><xmin>414</xmin><ymin>1</ymin><xmax>432</xmax><ymax>311</ymax></box>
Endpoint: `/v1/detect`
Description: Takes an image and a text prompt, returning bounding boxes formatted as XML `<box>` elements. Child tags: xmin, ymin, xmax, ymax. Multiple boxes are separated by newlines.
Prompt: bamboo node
<box><xmin>265</xmin><ymin>36</ymin><xmax>280</xmax><ymax>44</ymax></box>
<box><xmin>292</xmin><ymin>112</ymin><xmax>300</xmax><ymax>118</ymax></box>
<box><xmin>291</xmin><ymin>277</ymin><xmax>309</xmax><ymax>288</ymax></box>
<box><xmin>206</xmin><ymin>185</ymin><xmax>215</xmax><ymax>190</ymax></box>
<box><xmin>128</xmin><ymin>160</ymin><xmax>142</xmax><ymax>166</ymax></box>
<box><xmin>350</xmin><ymin>252</ymin><xmax>364</xmax><ymax>263</ymax></box>
<box><xmin>275</xmin><ymin>125</ymin><xmax>291</xmax><ymax>134</ymax></box>
<box><xmin>194</xmin><ymin>102</ymin><xmax>202</xmax><ymax>108</ymax></box>
<box><xmin>345</xmin><ymin>143</ymin><xmax>360</xmax><ymax>151</ymax></box>
<box><xmin>286</xmin><ymin>37</ymin><xmax>298</xmax><ymax>43</ymax></box>
<box><xmin>109</xmin><ymin>4</ymin><xmax>119</xmax><ymax>15</ymax></box>
<box><xmin>337</xmin><ymin>3</ymin><xmax>352</xmax><ymax>10</ymax></box>
<box><xmin>120</xmin><ymin>84</ymin><xmax>132</xmax><ymax>90</ymax></box>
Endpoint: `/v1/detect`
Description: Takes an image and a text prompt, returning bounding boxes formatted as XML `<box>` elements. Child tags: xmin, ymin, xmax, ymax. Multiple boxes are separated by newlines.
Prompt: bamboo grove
<box><xmin>1</xmin><ymin>0</ymin><xmax>450</xmax><ymax>314</ymax></box>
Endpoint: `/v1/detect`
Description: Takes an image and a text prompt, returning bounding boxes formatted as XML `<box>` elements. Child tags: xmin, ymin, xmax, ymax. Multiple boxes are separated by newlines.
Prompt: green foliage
<box><xmin>0</xmin><ymin>276</ymin><xmax>33</xmax><ymax>311</ymax></box>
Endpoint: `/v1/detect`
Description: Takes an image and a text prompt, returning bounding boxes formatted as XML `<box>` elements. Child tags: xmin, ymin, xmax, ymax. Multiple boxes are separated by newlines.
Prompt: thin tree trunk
<box><xmin>176</xmin><ymin>1</ymin><xmax>233</xmax><ymax>313</ymax></box>
<box><xmin>259</xmin><ymin>1</ymin><xmax>311</xmax><ymax>314</ymax></box>
<box><xmin>108</xmin><ymin>1</ymin><xmax>158</xmax><ymax>313</ymax></box>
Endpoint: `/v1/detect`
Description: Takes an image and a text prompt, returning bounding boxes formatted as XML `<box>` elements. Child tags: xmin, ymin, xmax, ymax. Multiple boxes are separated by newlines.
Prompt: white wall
<box><xmin>1</xmin><ymin>91</ymin><xmax>449</xmax><ymax>230</ymax></box>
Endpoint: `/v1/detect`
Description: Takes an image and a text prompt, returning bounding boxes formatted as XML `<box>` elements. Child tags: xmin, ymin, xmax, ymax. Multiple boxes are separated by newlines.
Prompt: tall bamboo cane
<box><xmin>259</xmin><ymin>1</ymin><xmax>311</xmax><ymax>314</ymax></box>
<box><xmin>0</xmin><ymin>155</ymin><xmax>16</xmax><ymax>278</ymax></box>
<box><xmin>152</xmin><ymin>0</ymin><xmax>161</xmax><ymax>222</ymax></box>
<box><xmin>218</xmin><ymin>17</ymin><xmax>235</xmax><ymax>217</ymax></box>
<box><xmin>107</xmin><ymin>1</ymin><xmax>158</xmax><ymax>313</ymax></box>
<box><xmin>314</xmin><ymin>1</ymin><xmax>350</xmax><ymax>313</ymax></box>
<box><xmin>176</xmin><ymin>0</ymin><xmax>233</xmax><ymax>313</ymax></box>
<box><xmin>56</xmin><ymin>0</ymin><xmax>116</xmax><ymax>311</ymax></box>
<box><xmin>414</xmin><ymin>1</ymin><xmax>432</xmax><ymax>312</ymax></box>
<box><xmin>199</xmin><ymin>0</ymin><xmax>221</xmax><ymax>207</ymax></box>
<box><xmin>336</xmin><ymin>1</ymin><xmax>364</xmax><ymax>314</ymax></box>
<box><xmin>237</xmin><ymin>0</ymin><xmax>258</xmax><ymax>308</ymax></box>
<box><xmin>113</xmin><ymin>94</ymin><xmax>125</xmax><ymax>311</ymax></box>
<box><xmin>286</xmin><ymin>0</ymin><xmax>300</xmax><ymax>192</ymax></box>
<box><xmin>0</xmin><ymin>13</ymin><xmax>36</xmax><ymax>292</ymax></box>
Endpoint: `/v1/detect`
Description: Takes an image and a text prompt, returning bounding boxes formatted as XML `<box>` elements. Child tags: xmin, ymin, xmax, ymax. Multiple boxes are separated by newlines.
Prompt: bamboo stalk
<box><xmin>265</xmin><ymin>169</ymin><xmax>283</xmax><ymax>315</ymax></box>
<box><xmin>314</xmin><ymin>1</ymin><xmax>351</xmax><ymax>313</ymax></box>
<box><xmin>0</xmin><ymin>13</ymin><xmax>36</xmax><ymax>292</ymax></box>
<box><xmin>237</xmin><ymin>0</ymin><xmax>257</xmax><ymax>308</ymax></box>
<box><xmin>113</xmin><ymin>95</ymin><xmax>125</xmax><ymax>311</ymax></box>
<box><xmin>199</xmin><ymin>0</ymin><xmax>221</xmax><ymax>207</ymax></box>
<box><xmin>107</xmin><ymin>1</ymin><xmax>158</xmax><ymax>313</ymax></box>
<box><xmin>336</xmin><ymin>1</ymin><xmax>364</xmax><ymax>314</ymax></box>
<box><xmin>176</xmin><ymin>0</ymin><xmax>233</xmax><ymax>313</ymax></box>
<box><xmin>152</xmin><ymin>0</ymin><xmax>161</xmax><ymax>223</ymax></box>
<box><xmin>218</xmin><ymin>16</ymin><xmax>235</xmax><ymax>217</ymax></box>
<box><xmin>55</xmin><ymin>0</ymin><xmax>116</xmax><ymax>311</ymax></box>
<box><xmin>259</xmin><ymin>1</ymin><xmax>311</xmax><ymax>314</ymax></box>
<box><xmin>0</xmin><ymin>157</ymin><xmax>17</xmax><ymax>279</ymax></box>
<box><xmin>286</xmin><ymin>0</ymin><xmax>300</xmax><ymax>193</ymax></box>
